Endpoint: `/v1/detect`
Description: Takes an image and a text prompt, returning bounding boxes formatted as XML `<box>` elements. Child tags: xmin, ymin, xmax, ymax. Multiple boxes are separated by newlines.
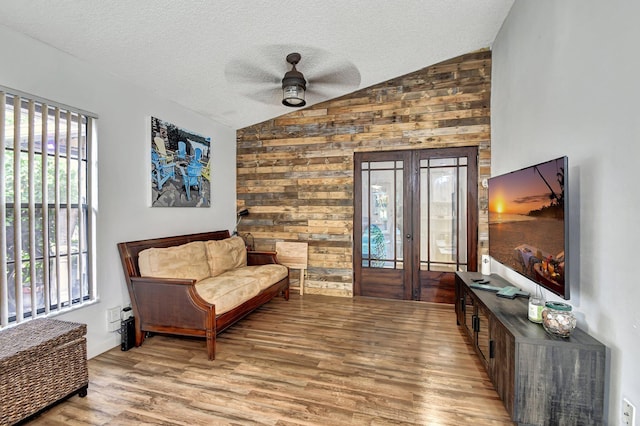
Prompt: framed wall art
<box><xmin>150</xmin><ymin>116</ymin><xmax>211</xmax><ymax>207</ymax></box>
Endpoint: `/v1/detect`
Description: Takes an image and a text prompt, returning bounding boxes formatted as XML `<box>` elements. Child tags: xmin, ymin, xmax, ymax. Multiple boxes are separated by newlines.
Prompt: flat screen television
<box><xmin>488</xmin><ymin>156</ymin><xmax>569</xmax><ymax>299</ymax></box>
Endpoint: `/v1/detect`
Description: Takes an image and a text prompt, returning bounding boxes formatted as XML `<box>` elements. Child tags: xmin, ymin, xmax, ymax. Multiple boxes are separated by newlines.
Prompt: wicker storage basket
<box><xmin>0</xmin><ymin>318</ymin><xmax>88</xmax><ymax>425</ymax></box>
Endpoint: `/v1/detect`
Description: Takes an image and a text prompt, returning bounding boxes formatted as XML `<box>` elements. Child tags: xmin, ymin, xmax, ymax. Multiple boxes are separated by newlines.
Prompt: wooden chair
<box><xmin>276</xmin><ymin>242</ymin><xmax>308</xmax><ymax>295</ymax></box>
<box><xmin>176</xmin><ymin>141</ymin><xmax>188</xmax><ymax>161</ymax></box>
<box><xmin>180</xmin><ymin>161</ymin><xmax>204</xmax><ymax>201</ymax></box>
<box><xmin>153</xmin><ymin>136</ymin><xmax>174</xmax><ymax>162</ymax></box>
<box><xmin>151</xmin><ymin>149</ymin><xmax>175</xmax><ymax>190</ymax></box>
<box><xmin>201</xmin><ymin>158</ymin><xmax>211</xmax><ymax>181</ymax></box>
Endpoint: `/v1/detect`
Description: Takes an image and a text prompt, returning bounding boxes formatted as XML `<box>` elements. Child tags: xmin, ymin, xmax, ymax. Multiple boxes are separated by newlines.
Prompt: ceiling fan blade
<box><xmin>305</xmin><ymin>86</ymin><xmax>345</xmax><ymax>101</ymax></box>
<box><xmin>242</xmin><ymin>86</ymin><xmax>282</xmax><ymax>105</ymax></box>
<box><xmin>308</xmin><ymin>63</ymin><xmax>361</xmax><ymax>89</ymax></box>
<box><xmin>225</xmin><ymin>58</ymin><xmax>281</xmax><ymax>86</ymax></box>
<box><xmin>226</xmin><ymin>44</ymin><xmax>305</xmax><ymax>86</ymax></box>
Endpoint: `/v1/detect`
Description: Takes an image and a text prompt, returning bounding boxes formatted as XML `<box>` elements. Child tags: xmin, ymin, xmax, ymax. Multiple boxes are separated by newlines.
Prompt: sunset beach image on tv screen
<box><xmin>488</xmin><ymin>157</ymin><xmax>566</xmax><ymax>293</ymax></box>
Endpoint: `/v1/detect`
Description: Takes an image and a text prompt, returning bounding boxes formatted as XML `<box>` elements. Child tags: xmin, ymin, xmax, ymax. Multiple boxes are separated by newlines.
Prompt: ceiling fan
<box><xmin>224</xmin><ymin>45</ymin><xmax>361</xmax><ymax>107</ymax></box>
<box><xmin>281</xmin><ymin>52</ymin><xmax>306</xmax><ymax>107</ymax></box>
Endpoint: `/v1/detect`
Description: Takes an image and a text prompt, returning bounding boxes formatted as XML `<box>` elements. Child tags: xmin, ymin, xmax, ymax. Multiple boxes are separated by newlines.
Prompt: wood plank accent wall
<box><xmin>236</xmin><ymin>50</ymin><xmax>491</xmax><ymax>297</ymax></box>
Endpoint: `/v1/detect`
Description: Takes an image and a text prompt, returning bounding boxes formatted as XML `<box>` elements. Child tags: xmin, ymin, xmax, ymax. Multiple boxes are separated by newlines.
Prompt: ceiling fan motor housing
<box><xmin>282</xmin><ymin>52</ymin><xmax>307</xmax><ymax>107</ymax></box>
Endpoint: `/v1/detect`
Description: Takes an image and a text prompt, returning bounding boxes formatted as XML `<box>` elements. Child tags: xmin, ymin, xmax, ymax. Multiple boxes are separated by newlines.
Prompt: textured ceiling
<box><xmin>0</xmin><ymin>0</ymin><xmax>513</xmax><ymax>129</ymax></box>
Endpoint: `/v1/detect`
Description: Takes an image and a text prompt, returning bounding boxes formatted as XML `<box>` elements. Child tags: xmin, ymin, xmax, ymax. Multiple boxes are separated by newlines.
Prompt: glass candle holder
<box><xmin>528</xmin><ymin>296</ymin><xmax>545</xmax><ymax>323</ymax></box>
<box><xmin>542</xmin><ymin>301</ymin><xmax>576</xmax><ymax>337</ymax></box>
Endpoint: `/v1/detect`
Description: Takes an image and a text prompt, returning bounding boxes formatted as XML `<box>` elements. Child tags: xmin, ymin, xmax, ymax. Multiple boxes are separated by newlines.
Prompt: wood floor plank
<box><xmin>24</xmin><ymin>295</ymin><xmax>514</xmax><ymax>425</ymax></box>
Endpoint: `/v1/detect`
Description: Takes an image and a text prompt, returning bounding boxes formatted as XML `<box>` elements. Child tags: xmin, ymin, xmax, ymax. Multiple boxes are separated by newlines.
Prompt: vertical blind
<box><xmin>0</xmin><ymin>87</ymin><xmax>96</xmax><ymax>326</ymax></box>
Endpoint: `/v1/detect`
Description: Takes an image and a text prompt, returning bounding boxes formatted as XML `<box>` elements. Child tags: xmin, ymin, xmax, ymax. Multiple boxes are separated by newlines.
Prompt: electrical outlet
<box><xmin>623</xmin><ymin>398</ymin><xmax>636</xmax><ymax>426</ymax></box>
<box><xmin>106</xmin><ymin>306</ymin><xmax>121</xmax><ymax>332</ymax></box>
<box><xmin>107</xmin><ymin>306</ymin><xmax>121</xmax><ymax>323</ymax></box>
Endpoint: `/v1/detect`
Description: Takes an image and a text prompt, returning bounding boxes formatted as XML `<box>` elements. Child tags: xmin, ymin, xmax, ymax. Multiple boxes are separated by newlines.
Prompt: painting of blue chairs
<box><xmin>151</xmin><ymin>117</ymin><xmax>211</xmax><ymax>207</ymax></box>
<box><xmin>179</xmin><ymin>157</ymin><xmax>204</xmax><ymax>202</ymax></box>
<box><xmin>176</xmin><ymin>141</ymin><xmax>188</xmax><ymax>161</ymax></box>
<box><xmin>151</xmin><ymin>150</ymin><xmax>175</xmax><ymax>191</ymax></box>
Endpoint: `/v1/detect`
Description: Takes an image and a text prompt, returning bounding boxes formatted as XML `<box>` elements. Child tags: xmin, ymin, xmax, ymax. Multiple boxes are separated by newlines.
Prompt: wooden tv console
<box><xmin>455</xmin><ymin>271</ymin><xmax>606</xmax><ymax>425</ymax></box>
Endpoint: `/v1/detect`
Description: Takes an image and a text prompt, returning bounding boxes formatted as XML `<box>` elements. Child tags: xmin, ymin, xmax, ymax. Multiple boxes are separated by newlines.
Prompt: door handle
<box><xmin>406</xmin><ymin>234</ymin><xmax>412</xmax><ymax>240</ymax></box>
<box><xmin>473</xmin><ymin>315</ymin><xmax>480</xmax><ymax>332</ymax></box>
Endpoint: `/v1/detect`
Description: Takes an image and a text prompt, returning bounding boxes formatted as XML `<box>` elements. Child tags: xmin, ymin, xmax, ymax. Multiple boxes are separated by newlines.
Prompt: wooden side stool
<box><xmin>276</xmin><ymin>241</ymin><xmax>308</xmax><ymax>295</ymax></box>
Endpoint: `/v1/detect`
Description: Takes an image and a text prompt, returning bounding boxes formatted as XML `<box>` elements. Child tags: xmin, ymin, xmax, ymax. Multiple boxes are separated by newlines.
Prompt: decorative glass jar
<box><xmin>528</xmin><ymin>296</ymin><xmax>545</xmax><ymax>323</ymax></box>
<box><xmin>541</xmin><ymin>301</ymin><xmax>576</xmax><ymax>337</ymax></box>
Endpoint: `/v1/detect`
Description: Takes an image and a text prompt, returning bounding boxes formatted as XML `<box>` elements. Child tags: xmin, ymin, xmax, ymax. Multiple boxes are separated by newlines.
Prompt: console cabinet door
<box><xmin>475</xmin><ymin>304</ymin><xmax>491</xmax><ymax>369</ymax></box>
<box><xmin>489</xmin><ymin>318</ymin><xmax>515</xmax><ymax>417</ymax></box>
<box><xmin>463</xmin><ymin>291</ymin><xmax>475</xmax><ymax>341</ymax></box>
<box><xmin>455</xmin><ymin>277</ymin><xmax>465</xmax><ymax>326</ymax></box>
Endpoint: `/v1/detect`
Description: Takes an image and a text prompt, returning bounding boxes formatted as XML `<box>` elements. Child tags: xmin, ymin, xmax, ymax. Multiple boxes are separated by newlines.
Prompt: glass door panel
<box><xmin>419</xmin><ymin>157</ymin><xmax>468</xmax><ymax>272</ymax></box>
<box><xmin>361</xmin><ymin>161</ymin><xmax>403</xmax><ymax>269</ymax></box>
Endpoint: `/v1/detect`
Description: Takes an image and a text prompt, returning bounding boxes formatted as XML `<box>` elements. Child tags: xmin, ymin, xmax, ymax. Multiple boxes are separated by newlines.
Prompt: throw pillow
<box><xmin>205</xmin><ymin>236</ymin><xmax>247</xmax><ymax>277</ymax></box>
<box><xmin>138</xmin><ymin>241</ymin><xmax>210</xmax><ymax>281</ymax></box>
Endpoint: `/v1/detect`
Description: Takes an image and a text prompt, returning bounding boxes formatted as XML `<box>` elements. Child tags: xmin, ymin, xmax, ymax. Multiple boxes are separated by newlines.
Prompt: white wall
<box><xmin>491</xmin><ymin>1</ymin><xmax>640</xmax><ymax>423</ymax></box>
<box><xmin>0</xmin><ymin>24</ymin><xmax>237</xmax><ymax>358</ymax></box>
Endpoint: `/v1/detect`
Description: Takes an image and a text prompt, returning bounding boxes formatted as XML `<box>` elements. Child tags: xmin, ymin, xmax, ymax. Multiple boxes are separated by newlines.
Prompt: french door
<box><xmin>354</xmin><ymin>147</ymin><xmax>478</xmax><ymax>303</ymax></box>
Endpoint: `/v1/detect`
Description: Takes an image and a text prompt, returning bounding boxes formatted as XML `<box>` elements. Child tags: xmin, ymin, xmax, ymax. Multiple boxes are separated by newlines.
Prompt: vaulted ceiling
<box><xmin>0</xmin><ymin>0</ymin><xmax>513</xmax><ymax>129</ymax></box>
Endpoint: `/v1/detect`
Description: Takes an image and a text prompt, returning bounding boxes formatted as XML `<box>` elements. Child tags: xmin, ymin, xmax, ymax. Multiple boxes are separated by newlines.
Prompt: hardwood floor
<box><xmin>26</xmin><ymin>295</ymin><xmax>514</xmax><ymax>425</ymax></box>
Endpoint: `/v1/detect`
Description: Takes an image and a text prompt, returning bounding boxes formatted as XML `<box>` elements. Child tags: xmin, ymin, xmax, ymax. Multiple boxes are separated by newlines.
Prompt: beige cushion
<box><xmin>204</xmin><ymin>236</ymin><xmax>247</xmax><ymax>277</ymax></box>
<box><xmin>138</xmin><ymin>241</ymin><xmax>210</xmax><ymax>281</ymax></box>
<box><xmin>195</xmin><ymin>265</ymin><xmax>288</xmax><ymax>314</ymax></box>
<box><xmin>196</xmin><ymin>273</ymin><xmax>260</xmax><ymax>314</ymax></box>
<box><xmin>228</xmin><ymin>265</ymin><xmax>289</xmax><ymax>291</ymax></box>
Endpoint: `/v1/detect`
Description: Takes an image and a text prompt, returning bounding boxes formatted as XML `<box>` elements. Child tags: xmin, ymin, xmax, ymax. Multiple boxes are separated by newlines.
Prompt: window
<box><xmin>1</xmin><ymin>87</ymin><xmax>96</xmax><ymax>326</ymax></box>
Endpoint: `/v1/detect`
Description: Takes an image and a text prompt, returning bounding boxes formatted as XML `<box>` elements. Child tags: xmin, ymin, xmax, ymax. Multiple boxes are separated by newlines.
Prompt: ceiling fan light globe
<box><xmin>282</xmin><ymin>85</ymin><xmax>306</xmax><ymax>107</ymax></box>
<box><xmin>282</xmin><ymin>62</ymin><xmax>307</xmax><ymax>107</ymax></box>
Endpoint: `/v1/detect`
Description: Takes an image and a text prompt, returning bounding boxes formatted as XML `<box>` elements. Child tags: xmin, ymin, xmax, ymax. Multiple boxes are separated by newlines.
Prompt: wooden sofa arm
<box><xmin>128</xmin><ymin>276</ymin><xmax>215</xmax><ymax>347</ymax></box>
<box><xmin>247</xmin><ymin>250</ymin><xmax>278</xmax><ymax>265</ymax></box>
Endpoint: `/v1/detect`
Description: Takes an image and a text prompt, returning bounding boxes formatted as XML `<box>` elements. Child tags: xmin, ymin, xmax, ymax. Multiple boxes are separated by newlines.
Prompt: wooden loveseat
<box><xmin>117</xmin><ymin>230</ymin><xmax>289</xmax><ymax>360</ymax></box>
